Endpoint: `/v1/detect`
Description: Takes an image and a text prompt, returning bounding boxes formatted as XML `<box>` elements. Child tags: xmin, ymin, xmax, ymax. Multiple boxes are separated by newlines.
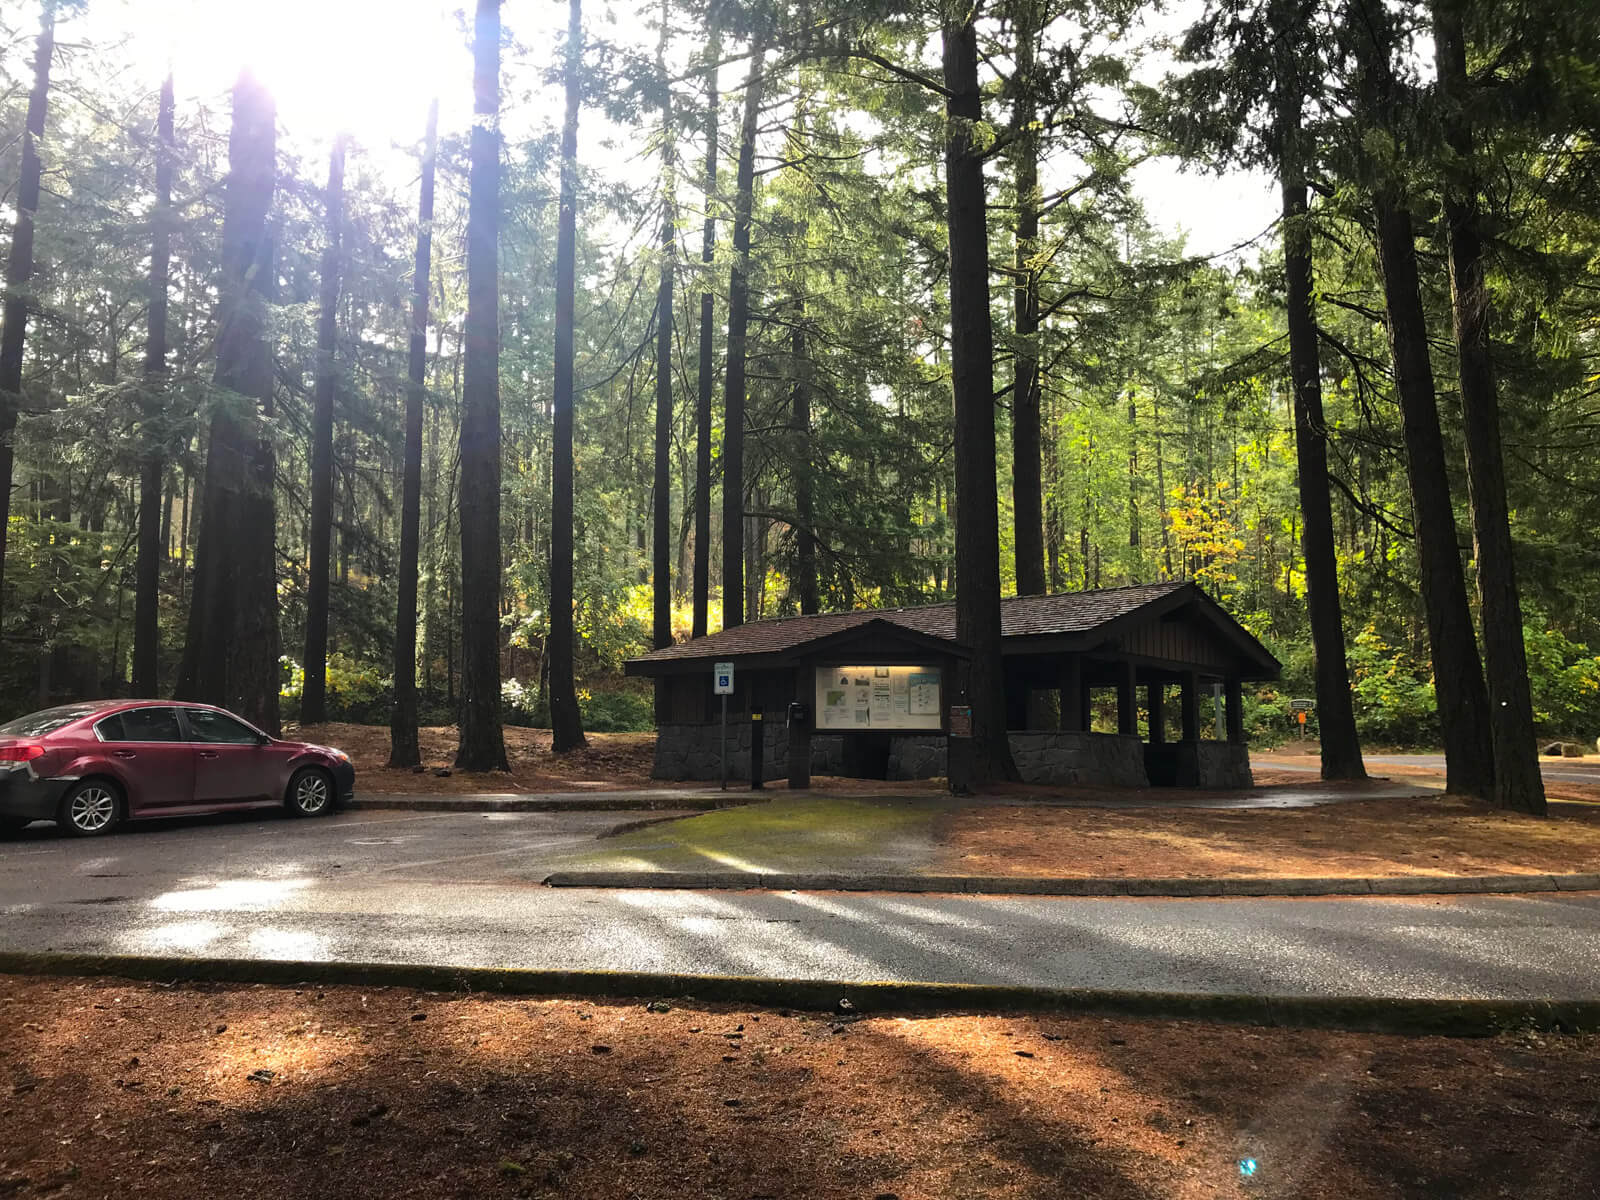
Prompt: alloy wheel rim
<box><xmin>70</xmin><ymin>787</ymin><xmax>115</xmax><ymax>832</ymax></box>
<box><xmin>296</xmin><ymin>774</ymin><xmax>329</xmax><ymax>813</ymax></box>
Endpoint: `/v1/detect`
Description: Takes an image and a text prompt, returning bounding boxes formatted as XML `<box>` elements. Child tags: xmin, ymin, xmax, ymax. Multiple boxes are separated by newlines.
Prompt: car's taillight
<box><xmin>0</xmin><ymin>744</ymin><xmax>45</xmax><ymax>763</ymax></box>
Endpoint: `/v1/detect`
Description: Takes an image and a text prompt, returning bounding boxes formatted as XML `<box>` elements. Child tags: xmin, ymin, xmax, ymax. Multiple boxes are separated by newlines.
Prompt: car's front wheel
<box><xmin>58</xmin><ymin>780</ymin><xmax>121</xmax><ymax>838</ymax></box>
<box><xmin>286</xmin><ymin>767</ymin><xmax>334</xmax><ymax>818</ymax></box>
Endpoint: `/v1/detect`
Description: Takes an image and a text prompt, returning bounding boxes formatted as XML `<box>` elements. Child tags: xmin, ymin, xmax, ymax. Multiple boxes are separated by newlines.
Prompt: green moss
<box><xmin>559</xmin><ymin>795</ymin><xmax>956</xmax><ymax>874</ymax></box>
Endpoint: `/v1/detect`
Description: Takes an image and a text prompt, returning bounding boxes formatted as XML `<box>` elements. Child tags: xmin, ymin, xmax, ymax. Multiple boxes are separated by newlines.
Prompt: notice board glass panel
<box><xmin>815</xmin><ymin>665</ymin><xmax>942</xmax><ymax>731</ymax></box>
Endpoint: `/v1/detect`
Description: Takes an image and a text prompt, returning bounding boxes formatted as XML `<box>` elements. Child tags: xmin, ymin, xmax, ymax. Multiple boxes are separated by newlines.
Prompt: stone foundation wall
<box><xmin>653</xmin><ymin>724</ymin><xmax>1165</xmax><ymax>787</ymax></box>
<box><xmin>1008</xmin><ymin>731</ymin><xmax>1149</xmax><ymax>787</ymax></box>
<box><xmin>888</xmin><ymin>735</ymin><xmax>947</xmax><ymax>780</ymax></box>
<box><xmin>1194</xmin><ymin>740</ymin><xmax>1253</xmax><ymax>789</ymax></box>
<box><xmin>653</xmin><ymin>724</ymin><xmax>847</xmax><ymax>781</ymax></box>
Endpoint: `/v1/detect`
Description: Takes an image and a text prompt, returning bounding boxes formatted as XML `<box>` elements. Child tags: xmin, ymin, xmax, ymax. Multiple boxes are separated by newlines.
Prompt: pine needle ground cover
<box><xmin>2</xmin><ymin>975</ymin><xmax>1594</xmax><ymax>1200</ymax></box>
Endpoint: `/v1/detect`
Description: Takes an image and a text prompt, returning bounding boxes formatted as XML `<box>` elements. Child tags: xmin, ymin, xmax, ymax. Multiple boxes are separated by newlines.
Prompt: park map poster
<box><xmin>815</xmin><ymin>665</ymin><xmax>942</xmax><ymax>731</ymax></box>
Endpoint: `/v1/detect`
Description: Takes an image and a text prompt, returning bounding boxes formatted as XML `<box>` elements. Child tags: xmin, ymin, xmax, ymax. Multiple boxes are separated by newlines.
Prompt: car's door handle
<box><xmin>198</xmin><ymin>750</ymin><xmax>219</xmax><ymax>759</ymax></box>
<box><xmin>113</xmin><ymin>750</ymin><xmax>136</xmax><ymax>759</ymax></box>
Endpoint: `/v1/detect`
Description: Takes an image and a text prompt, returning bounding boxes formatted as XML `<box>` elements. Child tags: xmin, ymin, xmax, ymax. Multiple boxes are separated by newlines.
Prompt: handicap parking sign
<box><xmin>714</xmin><ymin>661</ymin><xmax>735</xmax><ymax>695</ymax></box>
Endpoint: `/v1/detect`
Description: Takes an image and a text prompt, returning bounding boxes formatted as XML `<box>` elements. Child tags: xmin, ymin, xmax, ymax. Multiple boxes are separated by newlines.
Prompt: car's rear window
<box><xmin>96</xmin><ymin>708</ymin><xmax>184</xmax><ymax>743</ymax></box>
<box><xmin>0</xmin><ymin>704</ymin><xmax>102</xmax><ymax>738</ymax></box>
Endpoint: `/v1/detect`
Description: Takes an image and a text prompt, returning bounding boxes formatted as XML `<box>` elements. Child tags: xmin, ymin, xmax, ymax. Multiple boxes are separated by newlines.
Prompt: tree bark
<box><xmin>652</xmin><ymin>0</ymin><xmax>675</xmax><ymax>664</ymax></box>
<box><xmin>720</xmin><ymin>40</ymin><xmax>765</xmax><ymax>632</ymax></box>
<box><xmin>691</xmin><ymin>27</ymin><xmax>718</xmax><ymax>640</ymax></box>
<box><xmin>0</xmin><ymin>10</ymin><xmax>54</xmax><ymax>627</ymax></box>
<box><xmin>549</xmin><ymin>0</ymin><xmax>588</xmax><ymax>752</ymax></box>
<box><xmin>177</xmin><ymin>73</ymin><xmax>280</xmax><ymax>732</ymax></box>
<box><xmin>1276</xmin><ymin>86</ymin><xmax>1364</xmax><ymax>780</ymax></box>
<box><xmin>302</xmin><ymin>137</ymin><xmax>347</xmax><ymax>725</ymax></box>
<box><xmin>792</xmin><ymin>322</ymin><xmax>818</xmax><ymax>614</ymax></box>
<box><xmin>455</xmin><ymin>0</ymin><xmax>510</xmax><ymax>770</ymax></box>
<box><xmin>1010</xmin><ymin>0</ymin><xmax>1045</xmax><ymax>597</ymax></box>
<box><xmin>942</xmin><ymin>15</ymin><xmax>1019</xmax><ymax>786</ymax></box>
<box><xmin>1432</xmin><ymin>0</ymin><xmax>1545</xmax><ymax>814</ymax></box>
<box><xmin>1372</xmin><ymin>200</ymin><xmax>1495</xmax><ymax>798</ymax></box>
<box><xmin>390</xmin><ymin>99</ymin><xmax>437</xmax><ymax>769</ymax></box>
<box><xmin>133</xmin><ymin>71</ymin><xmax>174</xmax><ymax>695</ymax></box>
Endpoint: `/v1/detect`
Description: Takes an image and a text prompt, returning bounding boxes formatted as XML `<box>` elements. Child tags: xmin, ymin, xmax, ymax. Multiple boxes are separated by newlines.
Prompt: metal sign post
<box><xmin>714</xmin><ymin>661</ymin><xmax>734</xmax><ymax>790</ymax></box>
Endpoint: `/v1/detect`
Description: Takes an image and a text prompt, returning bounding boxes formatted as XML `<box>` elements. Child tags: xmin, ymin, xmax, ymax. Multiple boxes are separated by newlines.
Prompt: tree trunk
<box><xmin>549</xmin><ymin>0</ymin><xmax>588</xmax><ymax>752</ymax></box>
<box><xmin>0</xmin><ymin>10</ymin><xmax>54</xmax><ymax>627</ymax></box>
<box><xmin>1372</xmin><ymin>197</ymin><xmax>1495</xmax><ymax>799</ymax></box>
<box><xmin>789</xmin><ymin>104</ymin><xmax>818</xmax><ymax>616</ymax></box>
<box><xmin>720</xmin><ymin>40</ymin><xmax>765</xmax><ymax>632</ymax></box>
<box><xmin>1277</xmin><ymin>85</ymin><xmax>1364</xmax><ymax>780</ymax></box>
<box><xmin>652</xmin><ymin>0</ymin><xmax>675</xmax><ymax>665</ymax></box>
<box><xmin>1432</xmin><ymin>0</ymin><xmax>1545</xmax><ymax>814</ymax></box>
<box><xmin>133</xmin><ymin>71</ymin><xmax>174</xmax><ymax>695</ymax></box>
<box><xmin>942</xmin><ymin>15</ymin><xmax>1019</xmax><ymax>785</ymax></box>
<box><xmin>691</xmin><ymin>26</ymin><xmax>718</xmax><ymax>640</ymax></box>
<box><xmin>1010</xmin><ymin>0</ymin><xmax>1045</xmax><ymax>596</ymax></box>
<box><xmin>177</xmin><ymin>72</ymin><xmax>280</xmax><ymax>738</ymax></box>
<box><xmin>390</xmin><ymin>100</ymin><xmax>437</xmax><ymax>769</ymax></box>
<box><xmin>302</xmin><ymin>137</ymin><xmax>347</xmax><ymax>725</ymax></box>
<box><xmin>455</xmin><ymin>0</ymin><xmax>510</xmax><ymax>770</ymax></box>
<box><xmin>792</xmin><ymin>320</ymin><xmax>818</xmax><ymax>614</ymax></box>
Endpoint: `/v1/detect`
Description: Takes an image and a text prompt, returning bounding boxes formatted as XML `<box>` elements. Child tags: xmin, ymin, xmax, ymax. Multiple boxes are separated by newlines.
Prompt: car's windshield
<box><xmin>0</xmin><ymin>703</ymin><xmax>102</xmax><ymax>738</ymax></box>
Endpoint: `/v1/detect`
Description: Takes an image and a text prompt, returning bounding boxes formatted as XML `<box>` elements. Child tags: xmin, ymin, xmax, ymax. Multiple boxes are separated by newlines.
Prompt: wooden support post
<box><xmin>1180</xmin><ymin>669</ymin><xmax>1200</xmax><ymax>743</ymax></box>
<box><xmin>1058</xmin><ymin>655</ymin><xmax>1084</xmax><ymax>732</ymax></box>
<box><xmin>787</xmin><ymin>665</ymin><xmax>812</xmax><ymax>789</ymax></box>
<box><xmin>1146</xmin><ymin>682</ymin><xmax>1165</xmax><ymax>745</ymax></box>
<box><xmin>1117</xmin><ymin>660</ymin><xmax>1138</xmax><ymax>737</ymax></box>
<box><xmin>1225</xmin><ymin>676</ymin><xmax>1245</xmax><ymax>745</ymax></box>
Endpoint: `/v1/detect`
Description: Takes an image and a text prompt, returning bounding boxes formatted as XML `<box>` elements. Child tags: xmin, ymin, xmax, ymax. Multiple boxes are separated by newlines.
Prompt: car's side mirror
<box><xmin>256</xmin><ymin>732</ymin><xmax>272</xmax><ymax>746</ymax></box>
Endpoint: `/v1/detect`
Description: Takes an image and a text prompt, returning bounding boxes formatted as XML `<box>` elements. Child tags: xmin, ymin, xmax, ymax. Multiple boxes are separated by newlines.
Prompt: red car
<box><xmin>0</xmin><ymin>701</ymin><xmax>355</xmax><ymax>837</ymax></box>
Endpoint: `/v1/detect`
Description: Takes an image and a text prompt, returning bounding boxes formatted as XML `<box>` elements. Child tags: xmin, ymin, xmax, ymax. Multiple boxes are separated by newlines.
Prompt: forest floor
<box><xmin>936</xmin><ymin>790</ymin><xmax>1600</xmax><ymax>879</ymax></box>
<box><xmin>563</xmin><ymin>790</ymin><xmax>1600</xmax><ymax>881</ymax></box>
<box><xmin>3</xmin><ymin>974</ymin><xmax>1596</xmax><ymax>1200</ymax></box>
<box><xmin>297</xmin><ymin>725</ymin><xmax>1600</xmax><ymax>881</ymax></box>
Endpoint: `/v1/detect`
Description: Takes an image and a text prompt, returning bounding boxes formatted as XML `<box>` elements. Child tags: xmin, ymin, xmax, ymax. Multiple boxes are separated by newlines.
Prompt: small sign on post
<box><xmin>1290</xmin><ymin>698</ymin><xmax>1313</xmax><ymax>741</ymax></box>
<box><xmin>714</xmin><ymin>662</ymin><xmax>734</xmax><ymax>789</ymax></box>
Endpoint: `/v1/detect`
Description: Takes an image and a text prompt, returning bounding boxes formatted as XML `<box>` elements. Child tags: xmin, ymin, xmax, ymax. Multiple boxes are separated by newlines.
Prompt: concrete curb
<box><xmin>349</xmin><ymin>792</ymin><xmax>761</xmax><ymax>814</ymax></box>
<box><xmin>541</xmin><ymin>870</ymin><xmax>1600</xmax><ymax>898</ymax></box>
<box><xmin>1</xmin><ymin>951</ymin><xmax>1594</xmax><ymax>1037</ymax></box>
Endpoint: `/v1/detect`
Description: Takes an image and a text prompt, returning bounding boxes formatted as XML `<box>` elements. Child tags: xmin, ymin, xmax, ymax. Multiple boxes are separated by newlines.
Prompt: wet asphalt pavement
<box><xmin>2</xmin><ymin>807</ymin><xmax>1598</xmax><ymax>1001</ymax></box>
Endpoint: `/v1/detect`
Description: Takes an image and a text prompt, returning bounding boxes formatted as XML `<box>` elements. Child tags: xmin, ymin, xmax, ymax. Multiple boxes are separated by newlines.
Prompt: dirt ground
<box><xmin>290</xmin><ymin>724</ymin><xmax>670</xmax><ymax>795</ymax></box>
<box><xmin>292</xmin><ymin>724</ymin><xmax>953</xmax><ymax>797</ymax></box>
<box><xmin>1</xmin><ymin>975</ymin><xmax>1595</xmax><ymax>1200</ymax></box>
<box><xmin>940</xmin><ymin>791</ymin><xmax>1600</xmax><ymax>878</ymax></box>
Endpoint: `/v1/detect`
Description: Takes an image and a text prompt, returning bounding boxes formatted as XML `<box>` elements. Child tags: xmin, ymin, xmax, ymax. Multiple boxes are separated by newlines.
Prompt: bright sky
<box><xmin>66</xmin><ymin>0</ymin><xmax>1275</xmax><ymax>259</ymax></box>
<box><xmin>84</xmin><ymin>0</ymin><xmax>476</xmax><ymax>152</ymax></box>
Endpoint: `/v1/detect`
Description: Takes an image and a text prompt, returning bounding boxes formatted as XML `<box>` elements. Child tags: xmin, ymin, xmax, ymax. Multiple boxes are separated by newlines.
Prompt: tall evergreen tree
<box><xmin>133</xmin><ymin>70</ymin><xmax>174</xmax><ymax>695</ymax></box>
<box><xmin>943</xmin><ymin>8</ymin><xmax>1020</xmax><ymax>784</ymax></box>
<box><xmin>1008</xmin><ymin>0</ymin><xmax>1046</xmax><ymax>597</ymax></box>
<box><xmin>456</xmin><ymin>0</ymin><xmax>510</xmax><ymax>770</ymax></box>
<box><xmin>0</xmin><ymin>8</ymin><xmax>55</xmax><ymax>628</ymax></box>
<box><xmin>389</xmin><ymin>99</ymin><xmax>438</xmax><ymax>769</ymax></box>
<box><xmin>550</xmin><ymin>0</ymin><xmax>588</xmax><ymax>752</ymax></box>
<box><xmin>652</xmin><ymin>0</ymin><xmax>676</xmax><ymax>667</ymax></box>
<box><xmin>1430</xmin><ymin>0</ymin><xmax>1545</xmax><ymax>813</ymax></box>
<box><xmin>691</xmin><ymin>23</ymin><xmax>719</xmax><ymax>640</ymax></box>
<box><xmin>177</xmin><ymin>71</ymin><xmax>281</xmax><ymax>733</ymax></box>
<box><xmin>1274</xmin><ymin>18</ymin><xmax>1365</xmax><ymax>781</ymax></box>
<box><xmin>720</xmin><ymin>38</ymin><xmax>767</xmax><ymax>633</ymax></box>
<box><xmin>302</xmin><ymin>136</ymin><xmax>347</xmax><ymax>726</ymax></box>
<box><xmin>1340</xmin><ymin>0</ymin><xmax>1493</xmax><ymax>797</ymax></box>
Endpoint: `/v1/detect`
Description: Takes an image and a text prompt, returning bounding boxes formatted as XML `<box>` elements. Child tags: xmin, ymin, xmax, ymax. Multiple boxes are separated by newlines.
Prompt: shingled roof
<box><xmin>628</xmin><ymin>580</ymin><xmax>1252</xmax><ymax>670</ymax></box>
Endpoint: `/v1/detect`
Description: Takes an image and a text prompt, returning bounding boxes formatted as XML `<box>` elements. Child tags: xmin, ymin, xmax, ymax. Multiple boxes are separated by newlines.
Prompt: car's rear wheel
<box><xmin>287</xmin><ymin>767</ymin><xmax>334</xmax><ymax>818</ymax></box>
<box><xmin>58</xmin><ymin>780</ymin><xmax>121</xmax><ymax>838</ymax></box>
